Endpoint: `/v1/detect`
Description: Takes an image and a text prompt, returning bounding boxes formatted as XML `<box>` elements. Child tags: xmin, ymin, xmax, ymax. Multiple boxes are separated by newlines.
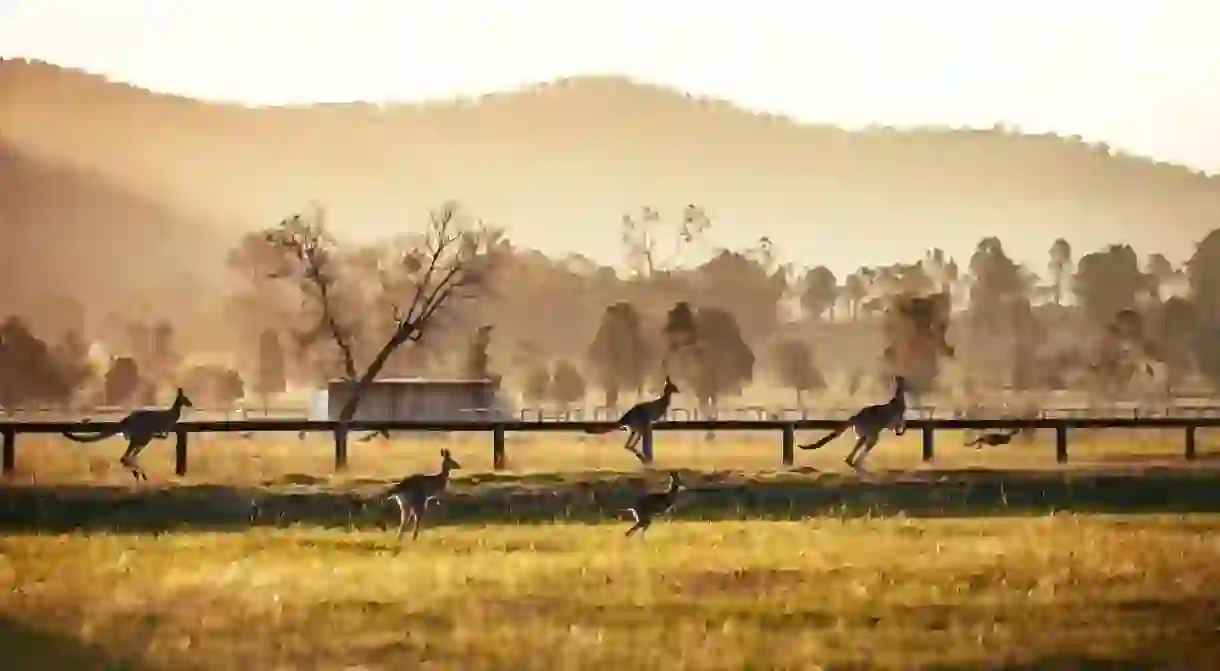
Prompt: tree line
<box><xmin>6</xmin><ymin>201</ymin><xmax>1220</xmax><ymax>414</ymax></box>
<box><xmin>0</xmin><ymin>316</ymin><xmax>288</xmax><ymax>413</ymax></box>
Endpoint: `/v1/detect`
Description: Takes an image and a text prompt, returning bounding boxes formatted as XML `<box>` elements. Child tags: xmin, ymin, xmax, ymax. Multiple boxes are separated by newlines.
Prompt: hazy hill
<box><xmin>0</xmin><ymin>139</ymin><xmax>230</xmax><ymax>335</ymax></box>
<box><xmin>2</xmin><ymin>58</ymin><xmax>1219</xmax><ymax>284</ymax></box>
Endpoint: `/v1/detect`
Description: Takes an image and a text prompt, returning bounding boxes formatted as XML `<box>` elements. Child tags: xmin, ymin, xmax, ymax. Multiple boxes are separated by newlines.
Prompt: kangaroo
<box><xmin>379</xmin><ymin>448</ymin><xmax>461</xmax><ymax>545</ymax></box>
<box><xmin>624</xmin><ymin>471</ymin><xmax>683</xmax><ymax>538</ymax></box>
<box><xmin>63</xmin><ymin>387</ymin><xmax>193</xmax><ymax>482</ymax></box>
<box><xmin>799</xmin><ymin>376</ymin><xmax>907</xmax><ymax>471</ymax></box>
<box><xmin>584</xmin><ymin>376</ymin><xmax>679</xmax><ymax>464</ymax></box>
<box><xmin>965</xmin><ymin>427</ymin><xmax>1022</xmax><ymax>448</ymax></box>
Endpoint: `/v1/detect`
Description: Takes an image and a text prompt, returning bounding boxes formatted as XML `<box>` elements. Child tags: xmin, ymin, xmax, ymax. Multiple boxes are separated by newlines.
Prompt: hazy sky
<box><xmin>2</xmin><ymin>0</ymin><xmax>1220</xmax><ymax>172</ymax></box>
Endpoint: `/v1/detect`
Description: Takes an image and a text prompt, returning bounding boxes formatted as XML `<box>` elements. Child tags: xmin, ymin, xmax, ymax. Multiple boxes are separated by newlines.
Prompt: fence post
<box><xmin>1185</xmin><ymin>425</ymin><xmax>1197</xmax><ymax>461</ymax></box>
<box><xmin>493</xmin><ymin>424</ymin><xmax>506</xmax><ymax>471</ymax></box>
<box><xmin>174</xmin><ymin>426</ymin><xmax>189</xmax><ymax>477</ymax></box>
<box><xmin>781</xmin><ymin>423</ymin><xmax>794</xmax><ymax>466</ymax></box>
<box><xmin>640</xmin><ymin>426</ymin><xmax>654</xmax><ymax>464</ymax></box>
<box><xmin>1055</xmin><ymin>425</ymin><xmax>1069</xmax><ymax>464</ymax></box>
<box><xmin>334</xmin><ymin>425</ymin><xmax>349</xmax><ymax>472</ymax></box>
<box><xmin>2</xmin><ymin>426</ymin><xmax>13</xmax><ymax>475</ymax></box>
<box><xmin>921</xmin><ymin>425</ymin><xmax>934</xmax><ymax>462</ymax></box>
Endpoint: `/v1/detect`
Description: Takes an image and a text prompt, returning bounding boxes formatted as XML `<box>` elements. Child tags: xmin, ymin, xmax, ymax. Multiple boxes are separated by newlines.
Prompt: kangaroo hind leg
<box><xmin>410</xmin><ymin>504</ymin><xmax>425</xmax><ymax>541</ymax></box>
<box><xmin>626</xmin><ymin>515</ymin><xmax>649</xmax><ymax>538</ymax></box>
<box><xmin>623</xmin><ymin>430</ymin><xmax>646</xmax><ymax>462</ymax></box>
<box><xmin>845</xmin><ymin>432</ymin><xmax>868</xmax><ymax>468</ymax></box>
<box><xmin>391</xmin><ymin>495</ymin><xmax>408</xmax><ymax>542</ymax></box>
<box><xmin>120</xmin><ymin>436</ymin><xmax>152</xmax><ymax>482</ymax></box>
<box><xmin>853</xmin><ymin>433</ymin><xmax>881</xmax><ymax>470</ymax></box>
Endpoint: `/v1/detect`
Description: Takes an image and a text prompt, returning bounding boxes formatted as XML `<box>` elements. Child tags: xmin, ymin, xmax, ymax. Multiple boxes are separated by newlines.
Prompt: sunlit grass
<box><xmin>9</xmin><ymin>425</ymin><xmax>1217</xmax><ymax>487</ymax></box>
<box><xmin>3</xmin><ymin>515</ymin><xmax>1220</xmax><ymax>669</ymax></box>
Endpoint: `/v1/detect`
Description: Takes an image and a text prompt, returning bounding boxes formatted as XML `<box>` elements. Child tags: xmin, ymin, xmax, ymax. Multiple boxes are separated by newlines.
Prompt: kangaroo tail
<box><xmin>584</xmin><ymin>423</ymin><xmax>621</xmax><ymax>435</ymax></box>
<box><xmin>62</xmin><ymin>426</ymin><xmax>122</xmax><ymax>443</ymax></box>
<box><xmin>799</xmin><ymin>425</ymin><xmax>846</xmax><ymax>451</ymax></box>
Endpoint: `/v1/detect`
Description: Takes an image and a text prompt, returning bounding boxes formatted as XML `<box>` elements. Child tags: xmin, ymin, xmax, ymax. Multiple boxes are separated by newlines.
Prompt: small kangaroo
<box><xmin>63</xmin><ymin>387</ymin><xmax>193</xmax><ymax>482</ymax></box>
<box><xmin>584</xmin><ymin>376</ymin><xmax>679</xmax><ymax>464</ymax></box>
<box><xmin>625</xmin><ymin>471</ymin><xmax>683</xmax><ymax>538</ymax></box>
<box><xmin>380</xmin><ymin>448</ymin><xmax>461</xmax><ymax>544</ymax></box>
<box><xmin>965</xmin><ymin>427</ymin><xmax>1022</xmax><ymax>448</ymax></box>
<box><xmin>799</xmin><ymin>376</ymin><xmax>907</xmax><ymax>471</ymax></box>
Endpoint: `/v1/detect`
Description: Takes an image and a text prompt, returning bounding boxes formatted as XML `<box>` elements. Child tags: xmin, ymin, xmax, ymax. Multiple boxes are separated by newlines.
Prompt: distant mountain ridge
<box><xmin>2</xmin><ymin>57</ymin><xmax>1218</xmax><ymax>284</ymax></box>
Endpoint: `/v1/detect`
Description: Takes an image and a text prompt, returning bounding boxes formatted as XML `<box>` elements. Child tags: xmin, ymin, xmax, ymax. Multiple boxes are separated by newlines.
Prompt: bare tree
<box><xmin>261</xmin><ymin>202</ymin><xmax>495</xmax><ymax>450</ymax></box>
<box><xmin>620</xmin><ymin>204</ymin><xmax>711</xmax><ymax>278</ymax></box>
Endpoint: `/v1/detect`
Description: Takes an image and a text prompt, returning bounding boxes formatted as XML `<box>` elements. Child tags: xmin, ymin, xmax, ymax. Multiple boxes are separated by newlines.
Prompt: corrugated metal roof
<box><xmin>325</xmin><ymin>377</ymin><xmax>496</xmax><ymax>385</ymax></box>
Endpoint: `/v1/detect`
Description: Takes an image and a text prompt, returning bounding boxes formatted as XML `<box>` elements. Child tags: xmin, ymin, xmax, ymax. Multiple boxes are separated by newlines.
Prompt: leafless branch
<box><xmin>252</xmin><ymin>201</ymin><xmax>494</xmax><ymax>427</ymax></box>
<box><xmin>389</xmin><ymin>203</ymin><xmax>492</xmax><ymax>345</ymax></box>
<box><xmin>260</xmin><ymin>207</ymin><xmax>359</xmax><ymax>380</ymax></box>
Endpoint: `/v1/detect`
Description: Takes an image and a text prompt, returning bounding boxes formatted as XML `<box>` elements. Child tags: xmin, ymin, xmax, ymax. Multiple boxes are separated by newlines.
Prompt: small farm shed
<box><xmin>320</xmin><ymin>377</ymin><xmax>502</xmax><ymax>422</ymax></box>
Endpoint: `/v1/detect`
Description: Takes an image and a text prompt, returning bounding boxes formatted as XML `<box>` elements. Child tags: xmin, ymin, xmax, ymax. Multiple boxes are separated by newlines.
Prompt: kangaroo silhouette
<box><xmin>965</xmin><ymin>427</ymin><xmax>1022</xmax><ymax>448</ymax></box>
<box><xmin>799</xmin><ymin>376</ymin><xmax>907</xmax><ymax>471</ymax></box>
<box><xmin>585</xmin><ymin>376</ymin><xmax>679</xmax><ymax>464</ymax></box>
<box><xmin>63</xmin><ymin>388</ymin><xmax>193</xmax><ymax>482</ymax></box>
<box><xmin>376</xmin><ymin>448</ymin><xmax>461</xmax><ymax>545</ymax></box>
<box><xmin>624</xmin><ymin>471</ymin><xmax>684</xmax><ymax>538</ymax></box>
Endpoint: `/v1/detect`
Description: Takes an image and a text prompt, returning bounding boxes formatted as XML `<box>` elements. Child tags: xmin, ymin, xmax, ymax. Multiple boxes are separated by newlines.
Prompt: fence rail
<box><xmin>0</xmin><ymin>416</ymin><xmax>1216</xmax><ymax>478</ymax></box>
<box><xmin>8</xmin><ymin>402</ymin><xmax>1220</xmax><ymax>423</ymax></box>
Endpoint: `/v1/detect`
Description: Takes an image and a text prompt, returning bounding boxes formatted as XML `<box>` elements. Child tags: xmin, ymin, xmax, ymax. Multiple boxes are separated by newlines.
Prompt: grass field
<box><xmin>4</xmin><ymin>516</ymin><xmax>1220</xmax><ymax>670</ymax></box>
<box><xmin>4</xmin><ymin>430</ymin><xmax>1220</xmax><ymax>670</ymax></box>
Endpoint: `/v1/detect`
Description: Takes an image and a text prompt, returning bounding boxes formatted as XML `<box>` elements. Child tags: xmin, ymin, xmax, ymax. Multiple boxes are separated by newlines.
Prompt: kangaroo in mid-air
<box><xmin>624</xmin><ymin>471</ymin><xmax>684</xmax><ymax>538</ymax></box>
<box><xmin>965</xmin><ymin>427</ymin><xmax>1022</xmax><ymax>448</ymax></box>
<box><xmin>799</xmin><ymin>376</ymin><xmax>907</xmax><ymax>471</ymax></box>
<box><xmin>63</xmin><ymin>387</ymin><xmax>193</xmax><ymax>482</ymax></box>
<box><xmin>584</xmin><ymin>376</ymin><xmax>679</xmax><ymax>464</ymax></box>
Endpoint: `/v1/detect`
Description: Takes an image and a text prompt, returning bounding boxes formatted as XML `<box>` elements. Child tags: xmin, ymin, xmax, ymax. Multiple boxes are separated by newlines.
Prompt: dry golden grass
<box><xmin>5</xmin><ymin>427</ymin><xmax>1220</xmax><ymax>669</ymax></box>
<box><xmin>8</xmin><ymin>425</ymin><xmax>1219</xmax><ymax>487</ymax></box>
<box><xmin>3</xmin><ymin>515</ymin><xmax>1220</xmax><ymax>670</ymax></box>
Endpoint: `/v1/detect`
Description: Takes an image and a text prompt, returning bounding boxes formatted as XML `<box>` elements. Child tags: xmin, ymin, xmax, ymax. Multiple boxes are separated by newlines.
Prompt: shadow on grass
<box><xmin>0</xmin><ymin>615</ymin><xmax>152</xmax><ymax>671</ymax></box>
<box><xmin>5</xmin><ymin>467</ymin><xmax>1220</xmax><ymax>533</ymax></box>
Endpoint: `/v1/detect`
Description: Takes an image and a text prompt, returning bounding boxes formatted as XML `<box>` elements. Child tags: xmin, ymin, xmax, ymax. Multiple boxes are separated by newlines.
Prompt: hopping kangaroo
<box><xmin>63</xmin><ymin>387</ymin><xmax>193</xmax><ymax>481</ymax></box>
<box><xmin>584</xmin><ymin>376</ymin><xmax>679</xmax><ymax>464</ymax></box>
<box><xmin>379</xmin><ymin>449</ymin><xmax>461</xmax><ymax>544</ymax></box>
<box><xmin>624</xmin><ymin>471</ymin><xmax>683</xmax><ymax>538</ymax></box>
<box><xmin>799</xmin><ymin>376</ymin><xmax>907</xmax><ymax>470</ymax></box>
<box><xmin>965</xmin><ymin>427</ymin><xmax>1022</xmax><ymax>448</ymax></box>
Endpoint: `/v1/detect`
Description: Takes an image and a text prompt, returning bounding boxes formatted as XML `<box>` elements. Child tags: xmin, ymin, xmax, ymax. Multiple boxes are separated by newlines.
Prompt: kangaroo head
<box><xmin>663</xmin><ymin>376</ymin><xmax>680</xmax><ymax>395</ymax></box>
<box><xmin>176</xmin><ymin>387</ymin><xmax>194</xmax><ymax>408</ymax></box>
<box><xmin>892</xmin><ymin>376</ymin><xmax>907</xmax><ymax>395</ymax></box>
<box><xmin>440</xmin><ymin>448</ymin><xmax>461</xmax><ymax>472</ymax></box>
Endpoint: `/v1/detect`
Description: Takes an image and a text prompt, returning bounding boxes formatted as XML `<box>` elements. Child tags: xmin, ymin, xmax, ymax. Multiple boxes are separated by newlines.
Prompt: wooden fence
<box><xmin>0</xmin><ymin>416</ymin><xmax>1217</xmax><ymax>477</ymax></box>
